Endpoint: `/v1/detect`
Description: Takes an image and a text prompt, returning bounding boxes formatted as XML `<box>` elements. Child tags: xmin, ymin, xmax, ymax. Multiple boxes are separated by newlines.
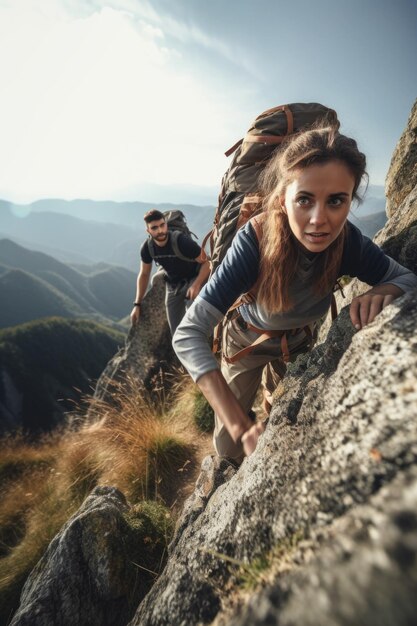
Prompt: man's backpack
<box><xmin>148</xmin><ymin>209</ymin><xmax>198</xmax><ymax>262</ymax></box>
<box><xmin>205</xmin><ymin>103</ymin><xmax>339</xmax><ymax>272</ymax></box>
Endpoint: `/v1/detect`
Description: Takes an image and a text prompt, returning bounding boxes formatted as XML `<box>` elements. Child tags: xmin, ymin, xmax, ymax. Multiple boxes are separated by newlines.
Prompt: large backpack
<box><xmin>205</xmin><ymin>103</ymin><xmax>339</xmax><ymax>272</ymax></box>
<box><xmin>147</xmin><ymin>209</ymin><xmax>198</xmax><ymax>262</ymax></box>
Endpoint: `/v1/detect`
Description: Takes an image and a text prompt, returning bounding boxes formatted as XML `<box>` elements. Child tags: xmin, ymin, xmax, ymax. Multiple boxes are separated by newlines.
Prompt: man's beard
<box><xmin>153</xmin><ymin>233</ymin><xmax>168</xmax><ymax>242</ymax></box>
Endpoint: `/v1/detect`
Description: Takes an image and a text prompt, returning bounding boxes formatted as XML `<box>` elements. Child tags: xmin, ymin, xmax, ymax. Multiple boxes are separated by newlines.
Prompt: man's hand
<box><xmin>130</xmin><ymin>306</ymin><xmax>141</xmax><ymax>325</ymax></box>
<box><xmin>350</xmin><ymin>284</ymin><xmax>403</xmax><ymax>330</ymax></box>
<box><xmin>186</xmin><ymin>282</ymin><xmax>202</xmax><ymax>301</ymax></box>
<box><xmin>241</xmin><ymin>421</ymin><xmax>266</xmax><ymax>456</ymax></box>
<box><xmin>186</xmin><ymin>258</ymin><xmax>210</xmax><ymax>301</ymax></box>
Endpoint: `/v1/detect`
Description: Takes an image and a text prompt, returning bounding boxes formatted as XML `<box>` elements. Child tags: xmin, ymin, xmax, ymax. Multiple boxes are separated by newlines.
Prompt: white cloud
<box><xmin>0</xmin><ymin>1</ymin><xmax>241</xmax><ymax>202</ymax></box>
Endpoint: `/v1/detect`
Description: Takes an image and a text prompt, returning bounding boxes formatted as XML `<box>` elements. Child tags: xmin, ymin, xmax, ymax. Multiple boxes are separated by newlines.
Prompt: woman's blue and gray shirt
<box><xmin>173</xmin><ymin>221</ymin><xmax>417</xmax><ymax>382</ymax></box>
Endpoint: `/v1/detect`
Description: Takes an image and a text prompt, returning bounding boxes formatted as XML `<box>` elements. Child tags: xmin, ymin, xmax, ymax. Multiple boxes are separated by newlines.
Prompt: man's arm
<box><xmin>130</xmin><ymin>261</ymin><xmax>152</xmax><ymax>325</ymax></box>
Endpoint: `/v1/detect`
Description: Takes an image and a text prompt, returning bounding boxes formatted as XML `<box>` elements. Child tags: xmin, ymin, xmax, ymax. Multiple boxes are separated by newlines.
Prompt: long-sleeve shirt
<box><xmin>173</xmin><ymin>221</ymin><xmax>417</xmax><ymax>382</ymax></box>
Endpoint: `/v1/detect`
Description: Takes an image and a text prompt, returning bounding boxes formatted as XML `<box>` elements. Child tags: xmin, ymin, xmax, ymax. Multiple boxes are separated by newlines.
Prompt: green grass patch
<box><xmin>146</xmin><ymin>434</ymin><xmax>195</xmax><ymax>504</ymax></box>
<box><xmin>193</xmin><ymin>389</ymin><xmax>215</xmax><ymax>433</ymax></box>
<box><xmin>204</xmin><ymin>530</ymin><xmax>304</xmax><ymax>593</ymax></box>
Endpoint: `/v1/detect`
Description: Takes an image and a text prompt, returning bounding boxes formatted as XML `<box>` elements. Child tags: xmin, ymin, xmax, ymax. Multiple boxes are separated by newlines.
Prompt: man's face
<box><xmin>146</xmin><ymin>219</ymin><xmax>168</xmax><ymax>243</ymax></box>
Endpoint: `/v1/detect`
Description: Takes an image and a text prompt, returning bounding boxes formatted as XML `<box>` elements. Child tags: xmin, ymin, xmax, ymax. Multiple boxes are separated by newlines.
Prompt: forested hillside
<box><xmin>0</xmin><ymin>317</ymin><xmax>124</xmax><ymax>433</ymax></box>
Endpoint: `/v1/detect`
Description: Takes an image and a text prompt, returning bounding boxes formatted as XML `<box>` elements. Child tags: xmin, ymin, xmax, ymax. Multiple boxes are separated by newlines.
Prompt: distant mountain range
<box><xmin>0</xmin><ymin>200</ymin><xmax>215</xmax><ymax>270</ymax></box>
<box><xmin>0</xmin><ymin>191</ymin><xmax>386</xmax><ymax>270</ymax></box>
<box><xmin>0</xmin><ymin>239</ymin><xmax>136</xmax><ymax>329</ymax></box>
<box><xmin>348</xmin><ymin>210</ymin><xmax>387</xmax><ymax>239</ymax></box>
<box><xmin>0</xmin><ymin>202</ymin><xmax>142</xmax><ymax>269</ymax></box>
<box><xmin>2</xmin><ymin>186</ymin><xmax>385</xmax><ymax>224</ymax></box>
<box><xmin>4</xmin><ymin>198</ymin><xmax>216</xmax><ymax>230</ymax></box>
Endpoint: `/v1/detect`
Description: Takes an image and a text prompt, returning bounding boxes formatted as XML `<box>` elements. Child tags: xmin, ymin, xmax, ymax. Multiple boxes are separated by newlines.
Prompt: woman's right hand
<box><xmin>241</xmin><ymin>421</ymin><xmax>266</xmax><ymax>456</ymax></box>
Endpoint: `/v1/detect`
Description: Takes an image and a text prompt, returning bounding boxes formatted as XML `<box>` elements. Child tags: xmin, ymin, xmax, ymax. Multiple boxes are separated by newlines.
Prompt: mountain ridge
<box><xmin>0</xmin><ymin>238</ymin><xmax>135</xmax><ymax>328</ymax></box>
<box><xmin>0</xmin><ymin>193</ymin><xmax>386</xmax><ymax>270</ymax></box>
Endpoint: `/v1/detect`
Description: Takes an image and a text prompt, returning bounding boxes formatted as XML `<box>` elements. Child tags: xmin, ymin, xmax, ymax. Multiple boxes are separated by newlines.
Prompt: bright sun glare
<box><xmin>0</xmin><ymin>4</ymin><xmax>227</xmax><ymax>202</ymax></box>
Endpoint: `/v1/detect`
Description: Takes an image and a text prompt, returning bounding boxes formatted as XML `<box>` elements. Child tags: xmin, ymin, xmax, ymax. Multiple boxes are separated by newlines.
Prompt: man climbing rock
<box><xmin>130</xmin><ymin>209</ymin><xmax>210</xmax><ymax>335</ymax></box>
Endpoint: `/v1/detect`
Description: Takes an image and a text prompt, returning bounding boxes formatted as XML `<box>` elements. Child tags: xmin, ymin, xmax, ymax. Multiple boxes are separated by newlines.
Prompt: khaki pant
<box><xmin>213</xmin><ymin>314</ymin><xmax>312</xmax><ymax>461</ymax></box>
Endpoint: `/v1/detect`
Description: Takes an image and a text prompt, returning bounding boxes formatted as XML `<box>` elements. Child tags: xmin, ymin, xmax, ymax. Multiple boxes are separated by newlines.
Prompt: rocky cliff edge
<box><xmin>10</xmin><ymin>101</ymin><xmax>417</xmax><ymax>626</ymax></box>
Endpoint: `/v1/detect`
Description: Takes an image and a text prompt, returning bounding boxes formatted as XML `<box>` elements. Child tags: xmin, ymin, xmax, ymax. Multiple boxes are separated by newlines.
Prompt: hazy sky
<box><xmin>1</xmin><ymin>0</ymin><xmax>416</xmax><ymax>204</ymax></box>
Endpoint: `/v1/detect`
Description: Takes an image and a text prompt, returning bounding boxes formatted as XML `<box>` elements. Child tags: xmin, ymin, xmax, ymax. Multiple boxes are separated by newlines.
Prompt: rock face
<box><xmin>376</xmin><ymin>101</ymin><xmax>417</xmax><ymax>278</ymax></box>
<box><xmin>385</xmin><ymin>99</ymin><xmax>417</xmax><ymax>218</ymax></box>
<box><xmin>128</xmin><ymin>102</ymin><xmax>417</xmax><ymax>625</ymax></box>
<box><xmin>94</xmin><ymin>274</ymin><xmax>175</xmax><ymax>403</ymax></box>
<box><xmin>11</xmin><ymin>487</ymin><xmax>169</xmax><ymax>626</ymax></box>
<box><xmin>131</xmin><ymin>294</ymin><xmax>417</xmax><ymax>626</ymax></box>
<box><xmin>224</xmin><ymin>466</ymin><xmax>417</xmax><ymax>626</ymax></box>
<box><xmin>319</xmin><ymin>99</ymin><xmax>417</xmax><ymax>332</ymax></box>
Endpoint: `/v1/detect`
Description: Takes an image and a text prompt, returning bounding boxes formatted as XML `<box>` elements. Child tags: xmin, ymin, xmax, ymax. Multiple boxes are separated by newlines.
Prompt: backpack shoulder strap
<box><xmin>249</xmin><ymin>213</ymin><xmax>265</xmax><ymax>244</ymax></box>
<box><xmin>212</xmin><ymin>213</ymin><xmax>268</xmax><ymax>355</ymax></box>
<box><xmin>147</xmin><ymin>236</ymin><xmax>156</xmax><ymax>260</ymax></box>
<box><xmin>170</xmin><ymin>230</ymin><xmax>197</xmax><ymax>263</ymax></box>
<box><xmin>242</xmin><ymin>214</ymin><xmax>265</xmax><ymax>299</ymax></box>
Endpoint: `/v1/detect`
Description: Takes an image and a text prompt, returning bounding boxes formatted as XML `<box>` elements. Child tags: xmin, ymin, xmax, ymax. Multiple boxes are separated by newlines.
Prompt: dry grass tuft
<box><xmin>0</xmin><ymin>370</ymin><xmax>212</xmax><ymax>623</ymax></box>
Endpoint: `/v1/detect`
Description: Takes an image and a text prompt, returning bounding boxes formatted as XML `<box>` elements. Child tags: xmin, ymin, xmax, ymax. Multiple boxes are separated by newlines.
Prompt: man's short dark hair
<box><xmin>144</xmin><ymin>209</ymin><xmax>165</xmax><ymax>224</ymax></box>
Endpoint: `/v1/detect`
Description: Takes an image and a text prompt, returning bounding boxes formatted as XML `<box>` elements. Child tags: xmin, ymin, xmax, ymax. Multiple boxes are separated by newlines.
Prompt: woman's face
<box><xmin>281</xmin><ymin>161</ymin><xmax>355</xmax><ymax>253</ymax></box>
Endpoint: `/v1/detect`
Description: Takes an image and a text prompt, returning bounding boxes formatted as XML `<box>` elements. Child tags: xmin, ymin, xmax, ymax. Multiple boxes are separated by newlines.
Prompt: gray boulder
<box><xmin>93</xmin><ymin>273</ymin><xmax>175</xmax><ymax>404</ymax></box>
<box><xmin>11</xmin><ymin>487</ymin><xmax>170</xmax><ymax>626</ymax></box>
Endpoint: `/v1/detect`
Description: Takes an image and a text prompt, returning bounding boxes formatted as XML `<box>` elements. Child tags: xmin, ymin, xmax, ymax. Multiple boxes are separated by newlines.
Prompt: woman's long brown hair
<box><xmin>256</xmin><ymin>124</ymin><xmax>367</xmax><ymax>312</ymax></box>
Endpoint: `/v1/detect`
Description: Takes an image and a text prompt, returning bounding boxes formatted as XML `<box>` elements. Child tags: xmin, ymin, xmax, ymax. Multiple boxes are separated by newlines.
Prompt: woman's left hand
<box><xmin>350</xmin><ymin>284</ymin><xmax>403</xmax><ymax>330</ymax></box>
